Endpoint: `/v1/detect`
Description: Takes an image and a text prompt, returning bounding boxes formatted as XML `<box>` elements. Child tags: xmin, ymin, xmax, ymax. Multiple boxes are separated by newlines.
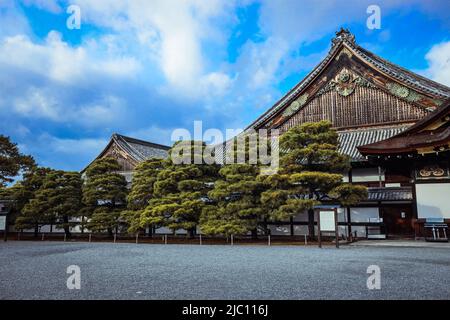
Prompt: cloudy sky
<box><xmin>1</xmin><ymin>0</ymin><xmax>449</xmax><ymax>171</ymax></box>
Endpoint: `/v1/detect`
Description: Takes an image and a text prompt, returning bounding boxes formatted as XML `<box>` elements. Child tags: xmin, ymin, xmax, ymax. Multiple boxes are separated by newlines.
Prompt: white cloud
<box><xmin>0</xmin><ymin>32</ymin><xmax>140</xmax><ymax>85</ymax></box>
<box><xmin>71</xmin><ymin>0</ymin><xmax>236</xmax><ymax>96</ymax></box>
<box><xmin>13</xmin><ymin>87</ymin><xmax>60</xmax><ymax>120</ymax></box>
<box><xmin>237</xmin><ymin>37</ymin><xmax>289</xmax><ymax>89</ymax></box>
<box><xmin>45</xmin><ymin>135</ymin><xmax>108</xmax><ymax>156</ymax></box>
<box><xmin>22</xmin><ymin>0</ymin><xmax>63</xmax><ymax>14</ymax></box>
<box><xmin>6</xmin><ymin>83</ymin><xmax>128</xmax><ymax>127</ymax></box>
<box><xmin>423</xmin><ymin>41</ymin><xmax>450</xmax><ymax>86</ymax></box>
<box><xmin>15</xmin><ymin>132</ymin><xmax>109</xmax><ymax>170</ymax></box>
<box><xmin>0</xmin><ymin>1</ymin><xmax>31</xmax><ymax>38</ymax></box>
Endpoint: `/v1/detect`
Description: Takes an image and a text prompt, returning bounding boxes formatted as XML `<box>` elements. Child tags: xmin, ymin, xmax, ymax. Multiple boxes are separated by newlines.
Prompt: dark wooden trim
<box><xmin>289</xmin><ymin>217</ymin><xmax>294</xmax><ymax>236</ymax></box>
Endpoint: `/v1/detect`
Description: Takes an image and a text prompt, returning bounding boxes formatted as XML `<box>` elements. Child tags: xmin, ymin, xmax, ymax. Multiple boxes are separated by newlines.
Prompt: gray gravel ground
<box><xmin>1</xmin><ymin>241</ymin><xmax>449</xmax><ymax>300</ymax></box>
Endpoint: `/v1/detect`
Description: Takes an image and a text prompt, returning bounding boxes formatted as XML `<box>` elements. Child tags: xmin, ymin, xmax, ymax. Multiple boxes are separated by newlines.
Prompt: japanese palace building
<box><xmin>86</xmin><ymin>29</ymin><xmax>450</xmax><ymax>239</ymax></box>
<box><xmin>244</xmin><ymin>29</ymin><xmax>450</xmax><ymax>238</ymax></box>
<box><xmin>81</xmin><ymin>133</ymin><xmax>170</xmax><ymax>185</ymax></box>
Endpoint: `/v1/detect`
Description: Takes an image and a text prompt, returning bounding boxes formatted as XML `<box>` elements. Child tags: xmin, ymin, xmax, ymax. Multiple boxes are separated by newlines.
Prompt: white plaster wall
<box><xmin>350</xmin><ymin>207</ymin><xmax>379</xmax><ymax>222</ymax></box>
<box><xmin>416</xmin><ymin>183</ymin><xmax>450</xmax><ymax>219</ymax></box>
<box><xmin>352</xmin><ymin>167</ymin><xmax>384</xmax><ymax>182</ymax></box>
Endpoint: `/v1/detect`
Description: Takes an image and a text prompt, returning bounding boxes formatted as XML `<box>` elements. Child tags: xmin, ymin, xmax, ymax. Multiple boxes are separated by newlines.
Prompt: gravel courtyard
<box><xmin>1</xmin><ymin>241</ymin><xmax>449</xmax><ymax>300</ymax></box>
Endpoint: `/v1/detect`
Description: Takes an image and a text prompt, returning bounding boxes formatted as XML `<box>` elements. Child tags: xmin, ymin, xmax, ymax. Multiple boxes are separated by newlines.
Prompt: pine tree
<box><xmin>14</xmin><ymin>167</ymin><xmax>53</xmax><ymax>236</ymax></box>
<box><xmin>141</xmin><ymin>141</ymin><xmax>219</xmax><ymax>238</ymax></box>
<box><xmin>0</xmin><ymin>184</ymin><xmax>23</xmax><ymax>228</ymax></box>
<box><xmin>200</xmin><ymin>164</ymin><xmax>266</xmax><ymax>237</ymax></box>
<box><xmin>200</xmin><ymin>133</ymin><xmax>271</xmax><ymax>238</ymax></box>
<box><xmin>121</xmin><ymin>159</ymin><xmax>165</xmax><ymax>234</ymax></box>
<box><xmin>0</xmin><ymin>135</ymin><xmax>35</xmax><ymax>186</ymax></box>
<box><xmin>35</xmin><ymin>171</ymin><xmax>83</xmax><ymax>237</ymax></box>
<box><xmin>259</xmin><ymin>121</ymin><xmax>367</xmax><ymax>237</ymax></box>
<box><xmin>82</xmin><ymin>157</ymin><xmax>128</xmax><ymax>235</ymax></box>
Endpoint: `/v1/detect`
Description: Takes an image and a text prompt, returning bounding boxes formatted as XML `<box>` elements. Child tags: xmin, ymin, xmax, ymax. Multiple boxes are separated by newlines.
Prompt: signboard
<box><xmin>0</xmin><ymin>215</ymin><xmax>6</xmax><ymax>231</ymax></box>
<box><xmin>316</xmin><ymin>208</ymin><xmax>339</xmax><ymax>248</ymax></box>
<box><xmin>319</xmin><ymin>210</ymin><xmax>336</xmax><ymax>231</ymax></box>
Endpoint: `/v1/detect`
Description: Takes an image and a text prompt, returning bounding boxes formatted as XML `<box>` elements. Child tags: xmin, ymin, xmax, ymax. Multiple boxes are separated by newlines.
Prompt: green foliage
<box><xmin>87</xmin><ymin>207</ymin><xmax>122</xmax><ymax>233</ymax></box>
<box><xmin>14</xmin><ymin>169</ymin><xmax>83</xmax><ymax>236</ymax></box>
<box><xmin>260</xmin><ymin>121</ymin><xmax>367</xmax><ymax>220</ymax></box>
<box><xmin>82</xmin><ymin>157</ymin><xmax>128</xmax><ymax>234</ymax></box>
<box><xmin>200</xmin><ymin>133</ymin><xmax>271</xmax><ymax>236</ymax></box>
<box><xmin>0</xmin><ymin>135</ymin><xmax>35</xmax><ymax>187</ymax></box>
<box><xmin>329</xmin><ymin>184</ymin><xmax>368</xmax><ymax>207</ymax></box>
<box><xmin>140</xmin><ymin>141</ymin><xmax>219</xmax><ymax>237</ymax></box>
<box><xmin>121</xmin><ymin>159</ymin><xmax>165</xmax><ymax>233</ymax></box>
<box><xmin>127</xmin><ymin>159</ymin><xmax>165</xmax><ymax>210</ymax></box>
<box><xmin>13</xmin><ymin>167</ymin><xmax>53</xmax><ymax>232</ymax></box>
<box><xmin>0</xmin><ymin>184</ymin><xmax>27</xmax><ymax>226</ymax></box>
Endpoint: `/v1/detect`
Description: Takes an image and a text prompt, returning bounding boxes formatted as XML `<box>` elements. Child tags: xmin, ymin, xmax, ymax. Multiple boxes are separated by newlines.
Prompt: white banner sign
<box><xmin>0</xmin><ymin>216</ymin><xmax>6</xmax><ymax>231</ymax></box>
<box><xmin>319</xmin><ymin>211</ymin><xmax>336</xmax><ymax>232</ymax></box>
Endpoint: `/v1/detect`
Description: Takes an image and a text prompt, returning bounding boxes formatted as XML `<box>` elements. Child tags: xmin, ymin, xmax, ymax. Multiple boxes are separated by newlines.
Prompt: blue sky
<box><xmin>1</xmin><ymin>0</ymin><xmax>449</xmax><ymax>172</ymax></box>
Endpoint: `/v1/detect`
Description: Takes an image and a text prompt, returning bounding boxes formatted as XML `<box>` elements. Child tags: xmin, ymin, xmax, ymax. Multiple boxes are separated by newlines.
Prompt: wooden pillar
<box><xmin>308</xmin><ymin>209</ymin><xmax>315</xmax><ymax>239</ymax></box>
<box><xmin>346</xmin><ymin>207</ymin><xmax>352</xmax><ymax>239</ymax></box>
<box><xmin>317</xmin><ymin>210</ymin><xmax>322</xmax><ymax>248</ymax></box>
<box><xmin>3</xmin><ymin>214</ymin><xmax>8</xmax><ymax>242</ymax></box>
<box><xmin>334</xmin><ymin>208</ymin><xmax>339</xmax><ymax>248</ymax></box>
<box><xmin>289</xmin><ymin>217</ymin><xmax>294</xmax><ymax>237</ymax></box>
<box><xmin>347</xmin><ymin>168</ymin><xmax>353</xmax><ymax>240</ymax></box>
<box><xmin>378</xmin><ymin>166</ymin><xmax>383</xmax><ymax>187</ymax></box>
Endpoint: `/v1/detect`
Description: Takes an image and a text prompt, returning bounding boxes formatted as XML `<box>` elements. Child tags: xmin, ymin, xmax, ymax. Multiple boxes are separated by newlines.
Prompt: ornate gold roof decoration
<box><xmin>282</xmin><ymin>93</ymin><xmax>309</xmax><ymax>117</ymax></box>
<box><xmin>316</xmin><ymin>68</ymin><xmax>375</xmax><ymax>97</ymax></box>
<box><xmin>332</xmin><ymin>28</ymin><xmax>356</xmax><ymax>47</ymax></box>
<box><xmin>386</xmin><ymin>82</ymin><xmax>423</xmax><ymax>103</ymax></box>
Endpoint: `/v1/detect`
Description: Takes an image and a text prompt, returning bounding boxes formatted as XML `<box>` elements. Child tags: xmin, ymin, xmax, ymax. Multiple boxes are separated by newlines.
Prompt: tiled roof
<box><xmin>217</xmin><ymin>126</ymin><xmax>408</xmax><ymax>164</ymax></box>
<box><xmin>246</xmin><ymin>29</ymin><xmax>450</xmax><ymax>131</ymax></box>
<box><xmin>358</xmin><ymin>98</ymin><xmax>450</xmax><ymax>155</ymax></box>
<box><xmin>81</xmin><ymin>134</ymin><xmax>170</xmax><ymax>172</ymax></box>
<box><xmin>367</xmin><ymin>187</ymin><xmax>413</xmax><ymax>201</ymax></box>
<box><xmin>338</xmin><ymin>126</ymin><xmax>409</xmax><ymax>161</ymax></box>
<box><xmin>113</xmin><ymin>134</ymin><xmax>169</xmax><ymax>162</ymax></box>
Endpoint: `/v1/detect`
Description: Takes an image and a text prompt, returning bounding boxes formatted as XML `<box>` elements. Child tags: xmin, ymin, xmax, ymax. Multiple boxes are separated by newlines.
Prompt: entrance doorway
<box><xmin>380</xmin><ymin>205</ymin><xmax>415</xmax><ymax>238</ymax></box>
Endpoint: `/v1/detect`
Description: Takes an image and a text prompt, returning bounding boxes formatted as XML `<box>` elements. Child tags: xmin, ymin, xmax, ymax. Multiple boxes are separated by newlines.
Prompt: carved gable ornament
<box><xmin>336</xmin><ymin>47</ymin><xmax>353</xmax><ymax>60</ymax></box>
<box><xmin>317</xmin><ymin>68</ymin><xmax>375</xmax><ymax>97</ymax></box>
<box><xmin>282</xmin><ymin>94</ymin><xmax>309</xmax><ymax>117</ymax></box>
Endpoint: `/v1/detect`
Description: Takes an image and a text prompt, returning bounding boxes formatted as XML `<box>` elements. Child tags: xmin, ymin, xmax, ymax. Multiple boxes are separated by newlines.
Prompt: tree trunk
<box><xmin>187</xmin><ymin>228</ymin><xmax>195</xmax><ymax>239</ymax></box>
<box><xmin>263</xmin><ymin>217</ymin><xmax>269</xmax><ymax>236</ymax></box>
<box><xmin>34</xmin><ymin>224</ymin><xmax>39</xmax><ymax>238</ymax></box>
<box><xmin>63</xmin><ymin>216</ymin><xmax>71</xmax><ymax>238</ymax></box>
<box><xmin>80</xmin><ymin>215</ymin><xmax>85</xmax><ymax>234</ymax></box>
<box><xmin>251</xmin><ymin>228</ymin><xmax>258</xmax><ymax>240</ymax></box>
<box><xmin>147</xmin><ymin>225</ymin><xmax>153</xmax><ymax>237</ymax></box>
<box><xmin>308</xmin><ymin>209</ymin><xmax>315</xmax><ymax>240</ymax></box>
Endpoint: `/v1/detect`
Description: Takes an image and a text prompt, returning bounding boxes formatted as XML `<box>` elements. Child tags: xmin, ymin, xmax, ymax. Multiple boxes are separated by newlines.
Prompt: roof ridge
<box><xmin>113</xmin><ymin>133</ymin><xmax>170</xmax><ymax>150</ymax></box>
<box><xmin>353</xmin><ymin>45</ymin><xmax>450</xmax><ymax>97</ymax></box>
<box><xmin>244</xmin><ymin>40</ymin><xmax>343</xmax><ymax>131</ymax></box>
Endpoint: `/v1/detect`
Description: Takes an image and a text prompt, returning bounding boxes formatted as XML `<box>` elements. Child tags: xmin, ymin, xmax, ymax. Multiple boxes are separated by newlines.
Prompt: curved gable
<box><xmin>249</xmin><ymin>29</ymin><xmax>450</xmax><ymax>132</ymax></box>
